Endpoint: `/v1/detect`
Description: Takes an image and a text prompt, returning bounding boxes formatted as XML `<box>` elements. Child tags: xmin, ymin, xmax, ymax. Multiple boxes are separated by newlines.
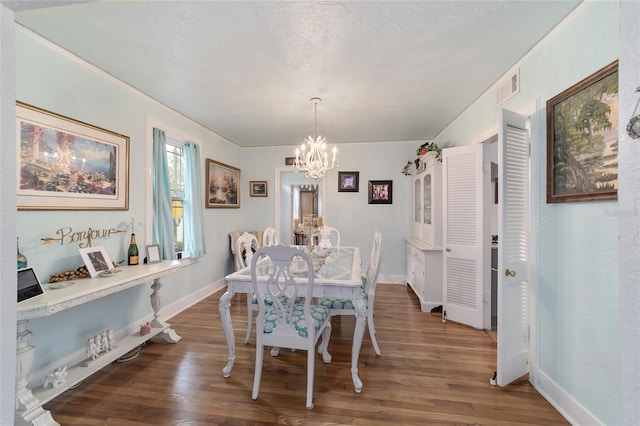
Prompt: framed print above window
<box><xmin>17</xmin><ymin>102</ymin><xmax>129</xmax><ymax>210</ymax></box>
<box><xmin>206</xmin><ymin>158</ymin><xmax>240</xmax><ymax>208</ymax></box>
<box><xmin>546</xmin><ymin>60</ymin><xmax>618</xmax><ymax>203</ymax></box>
<box><xmin>338</xmin><ymin>171</ymin><xmax>359</xmax><ymax>192</ymax></box>
<box><xmin>250</xmin><ymin>181</ymin><xmax>268</xmax><ymax>197</ymax></box>
<box><xmin>368</xmin><ymin>180</ymin><xmax>393</xmax><ymax>204</ymax></box>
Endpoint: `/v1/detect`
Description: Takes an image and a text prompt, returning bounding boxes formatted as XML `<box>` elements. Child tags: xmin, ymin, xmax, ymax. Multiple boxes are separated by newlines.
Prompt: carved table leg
<box><xmin>15</xmin><ymin>320</ymin><xmax>58</xmax><ymax>426</ymax></box>
<box><xmin>219</xmin><ymin>289</ymin><xmax>236</xmax><ymax>378</ymax></box>
<box><xmin>351</xmin><ymin>296</ymin><xmax>367</xmax><ymax>393</ymax></box>
<box><xmin>150</xmin><ymin>278</ymin><xmax>181</xmax><ymax>343</ymax></box>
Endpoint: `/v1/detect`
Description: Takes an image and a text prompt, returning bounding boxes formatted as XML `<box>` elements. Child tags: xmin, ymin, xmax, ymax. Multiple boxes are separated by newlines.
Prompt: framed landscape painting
<box><xmin>546</xmin><ymin>60</ymin><xmax>618</xmax><ymax>203</ymax></box>
<box><xmin>17</xmin><ymin>102</ymin><xmax>130</xmax><ymax>210</ymax></box>
<box><xmin>206</xmin><ymin>158</ymin><xmax>240</xmax><ymax>208</ymax></box>
<box><xmin>250</xmin><ymin>181</ymin><xmax>268</xmax><ymax>197</ymax></box>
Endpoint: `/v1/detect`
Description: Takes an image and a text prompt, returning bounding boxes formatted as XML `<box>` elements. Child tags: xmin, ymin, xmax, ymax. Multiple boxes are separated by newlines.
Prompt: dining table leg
<box><xmin>351</xmin><ymin>296</ymin><xmax>367</xmax><ymax>393</ymax></box>
<box><xmin>219</xmin><ymin>289</ymin><xmax>236</xmax><ymax>378</ymax></box>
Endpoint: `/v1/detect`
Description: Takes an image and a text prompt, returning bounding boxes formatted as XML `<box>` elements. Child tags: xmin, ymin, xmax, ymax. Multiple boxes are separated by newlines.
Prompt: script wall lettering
<box><xmin>42</xmin><ymin>226</ymin><xmax>125</xmax><ymax>248</ymax></box>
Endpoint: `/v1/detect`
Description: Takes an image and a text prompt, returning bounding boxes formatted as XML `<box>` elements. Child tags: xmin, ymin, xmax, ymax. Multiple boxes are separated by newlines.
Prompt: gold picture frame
<box><xmin>546</xmin><ymin>60</ymin><xmax>618</xmax><ymax>203</ymax></box>
<box><xmin>206</xmin><ymin>158</ymin><xmax>241</xmax><ymax>208</ymax></box>
<box><xmin>17</xmin><ymin>102</ymin><xmax>130</xmax><ymax>210</ymax></box>
<box><xmin>250</xmin><ymin>181</ymin><xmax>268</xmax><ymax>197</ymax></box>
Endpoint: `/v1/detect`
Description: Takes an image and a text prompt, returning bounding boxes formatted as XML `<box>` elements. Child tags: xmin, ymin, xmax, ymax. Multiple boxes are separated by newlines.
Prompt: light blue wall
<box><xmin>433</xmin><ymin>3</ymin><xmax>620</xmax><ymax>425</ymax></box>
<box><xmin>15</xmin><ymin>27</ymin><xmax>415</xmax><ymax>378</ymax></box>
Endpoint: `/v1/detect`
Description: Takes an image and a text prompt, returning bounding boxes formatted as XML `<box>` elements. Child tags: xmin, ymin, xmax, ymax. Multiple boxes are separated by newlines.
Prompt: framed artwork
<box><xmin>338</xmin><ymin>171</ymin><xmax>359</xmax><ymax>192</ymax></box>
<box><xmin>146</xmin><ymin>244</ymin><xmax>161</xmax><ymax>264</ymax></box>
<box><xmin>79</xmin><ymin>246</ymin><xmax>114</xmax><ymax>278</ymax></box>
<box><xmin>285</xmin><ymin>157</ymin><xmax>296</xmax><ymax>166</ymax></box>
<box><xmin>206</xmin><ymin>158</ymin><xmax>240</xmax><ymax>208</ymax></box>
<box><xmin>16</xmin><ymin>102</ymin><xmax>130</xmax><ymax>210</ymax></box>
<box><xmin>250</xmin><ymin>180</ymin><xmax>268</xmax><ymax>197</ymax></box>
<box><xmin>368</xmin><ymin>180</ymin><xmax>393</xmax><ymax>204</ymax></box>
<box><xmin>547</xmin><ymin>60</ymin><xmax>618</xmax><ymax>203</ymax></box>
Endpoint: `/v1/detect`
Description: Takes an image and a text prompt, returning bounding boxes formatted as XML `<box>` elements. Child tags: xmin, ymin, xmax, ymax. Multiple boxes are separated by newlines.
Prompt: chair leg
<box><xmin>306</xmin><ymin>344</ymin><xmax>315</xmax><ymax>409</ymax></box>
<box><xmin>319</xmin><ymin>324</ymin><xmax>332</xmax><ymax>363</ymax></box>
<box><xmin>252</xmin><ymin>342</ymin><xmax>264</xmax><ymax>401</ymax></box>
<box><xmin>368</xmin><ymin>309</ymin><xmax>381</xmax><ymax>355</ymax></box>
<box><xmin>244</xmin><ymin>295</ymin><xmax>254</xmax><ymax>344</ymax></box>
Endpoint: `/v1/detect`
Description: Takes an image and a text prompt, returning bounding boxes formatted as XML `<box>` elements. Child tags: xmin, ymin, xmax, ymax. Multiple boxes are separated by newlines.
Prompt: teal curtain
<box><xmin>152</xmin><ymin>128</ymin><xmax>175</xmax><ymax>260</ymax></box>
<box><xmin>184</xmin><ymin>141</ymin><xmax>206</xmax><ymax>258</ymax></box>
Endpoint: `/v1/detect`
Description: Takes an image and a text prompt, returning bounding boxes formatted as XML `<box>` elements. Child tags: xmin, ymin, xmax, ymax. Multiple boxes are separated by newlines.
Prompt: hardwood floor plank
<box><xmin>44</xmin><ymin>284</ymin><xmax>568</xmax><ymax>425</ymax></box>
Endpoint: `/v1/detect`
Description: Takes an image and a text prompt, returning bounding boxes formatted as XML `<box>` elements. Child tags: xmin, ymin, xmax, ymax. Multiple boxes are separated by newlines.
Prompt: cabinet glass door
<box><xmin>423</xmin><ymin>173</ymin><xmax>432</xmax><ymax>224</ymax></box>
<box><xmin>414</xmin><ymin>178</ymin><xmax>421</xmax><ymax>223</ymax></box>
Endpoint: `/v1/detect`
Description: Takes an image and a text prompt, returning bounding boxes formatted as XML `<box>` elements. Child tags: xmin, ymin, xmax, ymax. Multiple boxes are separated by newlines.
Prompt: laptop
<box><xmin>17</xmin><ymin>267</ymin><xmax>45</xmax><ymax>303</ymax></box>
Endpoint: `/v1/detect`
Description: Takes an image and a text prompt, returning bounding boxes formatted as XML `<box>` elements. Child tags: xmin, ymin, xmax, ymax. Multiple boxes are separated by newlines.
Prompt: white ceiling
<box><xmin>6</xmin><ymin>0</ymin><xmax>581</xmax><ymax>148</ymax></box>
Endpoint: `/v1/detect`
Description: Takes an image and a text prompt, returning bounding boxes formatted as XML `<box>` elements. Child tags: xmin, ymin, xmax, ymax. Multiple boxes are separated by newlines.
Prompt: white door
<box><xmin>442</xmin><ymin>143</ymin><xmax>491</xmax><ymax>329</ymax></box>
<box><xmin>496</xmin><ymin>108</ymin><xmax>530</xmax><ymax>386</ymax></box>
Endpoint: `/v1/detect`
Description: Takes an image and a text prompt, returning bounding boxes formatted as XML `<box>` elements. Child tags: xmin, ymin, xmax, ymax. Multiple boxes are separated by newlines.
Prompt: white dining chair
<box><xmin>262</xmin><ymin>227</ymin><xmax>278</xmax><ymax>247</ymax></box>
<box><xmin>250</xmin><ymin>245</ymin><xmax>332</xmax><ymax>409</ymax></box>
<box><xmin>235</xmin><ymin>232</ymin><xmax>262</xmax><ymax>343</ymax></box>
<box><xmin>318</xmin><ymin>230</ymin><xmax>382</xmax><ymax>355</ymax></box>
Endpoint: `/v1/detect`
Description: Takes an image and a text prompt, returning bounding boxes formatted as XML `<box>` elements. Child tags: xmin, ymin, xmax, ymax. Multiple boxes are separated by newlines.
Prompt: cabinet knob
<box><xmin>445</xmin><ymin>247</ymin><xmax>452</xmax><ymax>252</ymax></box>
<box><xmin>505</xmin><ymin>268</ymin><xmax>516</xmax><ymax>277</ymax></box>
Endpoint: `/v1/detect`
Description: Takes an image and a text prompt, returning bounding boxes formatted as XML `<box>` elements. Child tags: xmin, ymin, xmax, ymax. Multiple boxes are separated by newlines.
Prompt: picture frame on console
<box><xmin>79</xmin><ymin>246</ymin><xmax>114</xmax><ymax>278</ymax></box>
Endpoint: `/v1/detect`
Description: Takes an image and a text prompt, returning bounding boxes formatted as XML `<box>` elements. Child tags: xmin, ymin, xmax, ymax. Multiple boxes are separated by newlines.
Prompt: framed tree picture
<box><xmin>206</xmin><ymin>159</ymin><xmax>240</xmax><ymax>208</ymax></box>
<box><xmin>546</xmin><ymin>60</ymin><xmax>618</xmax><ymax>203</ymax></box>
<box><xmin>250</xmin><ymin>181</ymin><xmax>268</xmax><ymax>197</ymax></box>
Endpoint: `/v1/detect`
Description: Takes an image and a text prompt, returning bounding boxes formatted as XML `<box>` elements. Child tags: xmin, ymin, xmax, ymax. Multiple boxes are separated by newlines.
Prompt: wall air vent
<box><xmin>496</xmin><ymin>69</ymin><xmax>520</xmax><ymax>107</ymax></box>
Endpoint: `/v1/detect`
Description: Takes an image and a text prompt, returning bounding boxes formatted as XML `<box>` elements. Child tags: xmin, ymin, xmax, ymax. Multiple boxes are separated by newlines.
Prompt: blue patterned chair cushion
<box><xmin>318</xmin><ymin>285</ymin><xmax>368</xmax><ymax>310</ymax></box>
<box><xmin>262</xmin><ymin>304</ymin><xmax>330</xmax><ymax>338</ymax></box>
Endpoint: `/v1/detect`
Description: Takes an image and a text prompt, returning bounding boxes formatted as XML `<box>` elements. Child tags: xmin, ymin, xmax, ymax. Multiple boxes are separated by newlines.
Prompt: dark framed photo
<box><xmin>16</xmin><ymin>102</ymin><xmax>130</xmax><ymax>210</ymax></box>
<box><xmin>285</xmin><ymin>157</ymin><xmax>296</xmax><ymax>166</ymax></box>
<box><xmin>547</xmin><ymin>60</ymin><xmax>618</xmax><ymax>203</ymax></box>
<box><xmin>368</xmin><ymin>180</ymin><xmax>393</xmax><ymax>204</ymax></box>
<box><xmin>338</xmin><ymin>171</ymin><xmax>359</xmax><ymax>192</ymax></box>
<box><xmin>206</xmin><ymin>158</ymin><xmax>240</xmax><ymax>208</ymax></box>
<box><xmin>250</xmin><ymin>180</ymin><xmax>268</xmax><ymax>197</ymax></box>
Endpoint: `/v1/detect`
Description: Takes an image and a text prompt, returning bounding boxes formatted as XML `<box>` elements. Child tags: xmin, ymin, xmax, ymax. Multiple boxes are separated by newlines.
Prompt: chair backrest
<box><xmin>251</xmin><ymin>245</ymin><xmax>315</xmax><ymax>338</ymax></box>
<box><xmin>364</xmin><ymin>230</ymin><xmax>382</xmax><ymax>296</ymax></box>
<box><xmin>318</xmin><ymin>225</ymin><xmax>341</xmax><ymax>247</ymax></box>
<box><xmin>262</xmin><ymin>227</ymin><xmax>278</xmax><ymax>247</ymax></box>
<box><xmin>235</xmin><ymin>232</ymin><xmax>259</xmax><ymax>270</ymax></box>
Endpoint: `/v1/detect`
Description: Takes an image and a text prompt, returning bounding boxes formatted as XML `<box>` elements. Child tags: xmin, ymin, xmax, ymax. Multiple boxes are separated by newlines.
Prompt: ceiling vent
<box><xmin>495</xmin><ymin>69</ymin><xmax>520</xmax><ymax>107</ymax></box>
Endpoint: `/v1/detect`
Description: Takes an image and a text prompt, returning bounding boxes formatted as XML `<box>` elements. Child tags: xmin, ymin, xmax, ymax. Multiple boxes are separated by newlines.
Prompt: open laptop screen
<box><xmin>18</xmin><ymin>267</ymin><xmax>44</xmax><ymax>303</ymax></box>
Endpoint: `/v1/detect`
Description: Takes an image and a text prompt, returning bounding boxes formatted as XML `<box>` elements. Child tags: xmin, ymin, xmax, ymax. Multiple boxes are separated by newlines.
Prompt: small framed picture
<box><xmin>338</xmin><ymin>171</ymin><xmax>359</xmax><ymax>192</ymax></box>
<box><xmin>79</xmin><ymin>246</ymin><xmax>114</xmax><ymax>278</ymax></box>
<box><xmin>250</xmin><ymin>181</ymin><xmax>268</xmax><ymax>197</ymax></box>
<box><xmin>285</xmin><ymin>157</ymin><xmax>296</xmax><ymax>166</ymax></box>
<box><xmin>146</xmin><ymin>244</ymin><xmax>161</xmax><ymax>264</ymax></box>
<box><xmin>368</xmin><ymin>180</ymin><xmax>393</xmax><ymax>204</ymax></box>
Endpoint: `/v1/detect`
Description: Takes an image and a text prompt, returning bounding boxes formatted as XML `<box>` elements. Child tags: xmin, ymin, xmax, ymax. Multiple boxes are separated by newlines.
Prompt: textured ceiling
<box><xmin>8</xmin><ymin>0</ymin><xmax>581</xmax><ymax>148</ymax></box>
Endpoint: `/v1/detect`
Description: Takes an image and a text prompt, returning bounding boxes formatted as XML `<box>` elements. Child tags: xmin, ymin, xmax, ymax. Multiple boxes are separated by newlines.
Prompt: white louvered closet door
<box><xmin>497</xmin><ymin>108</ymin><xmax>530</xmax><ymax>386</ymax></box>
<box><xmin>442</xmin><ymin>143</ymin><xmax>491</xmax><ymax>330</ymax></box>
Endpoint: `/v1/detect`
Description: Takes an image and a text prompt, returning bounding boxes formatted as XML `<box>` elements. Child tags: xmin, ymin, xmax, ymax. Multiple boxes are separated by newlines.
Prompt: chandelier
<box><xmin>294</xmin><ymin>97</ymin><xmax>337</xmax><ymax>179</ymax></box>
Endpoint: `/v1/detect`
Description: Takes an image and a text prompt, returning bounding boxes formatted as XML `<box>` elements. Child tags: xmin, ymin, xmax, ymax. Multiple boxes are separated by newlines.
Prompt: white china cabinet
<box><xmin>406</xmin><ymin>151</ymin><xmax>443</xmax><ymax>312</ymax></box>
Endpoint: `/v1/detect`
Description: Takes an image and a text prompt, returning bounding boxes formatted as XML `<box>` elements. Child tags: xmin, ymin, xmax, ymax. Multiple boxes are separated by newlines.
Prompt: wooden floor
<box><xmin>45</xmin><ymin>284</ymin><xmax>568</xmax><ymax>425</ymax></box>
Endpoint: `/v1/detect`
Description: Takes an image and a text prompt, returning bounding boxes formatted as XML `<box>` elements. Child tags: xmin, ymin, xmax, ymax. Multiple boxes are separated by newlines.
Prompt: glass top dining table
<box><xmin>220</xmin><ymin>245</ymin><xmax>368</xmax><ymax>393</ymax></box>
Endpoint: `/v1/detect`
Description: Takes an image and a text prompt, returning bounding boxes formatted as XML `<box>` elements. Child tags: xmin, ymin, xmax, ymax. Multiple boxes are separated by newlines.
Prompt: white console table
<box><xmin>15</xmin><ymin>260</ymin><xmax>182</xmax><ymax>426</ymax></box>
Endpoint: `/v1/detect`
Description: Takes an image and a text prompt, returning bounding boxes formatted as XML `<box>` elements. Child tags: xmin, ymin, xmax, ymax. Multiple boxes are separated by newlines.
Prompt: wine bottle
<box><xmin>17</xmin><ymin>238</ymin><xmax>27</xmax><ymax>269</ymax></box>
<box><xmin>128</xmin><ymin>233</ymin><xmax>139</xmax><ymax>265</ymax></box>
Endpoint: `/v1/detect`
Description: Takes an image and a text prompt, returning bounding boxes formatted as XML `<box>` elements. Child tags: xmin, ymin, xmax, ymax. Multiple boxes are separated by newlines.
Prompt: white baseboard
<box><xmin>28</xmin><ymin>278</ymin><xmax>226</xmax><ymax>387</ymax></box>
<box><xmin>530</xmin><ymin>364</ymin><xmax>602</xmax><ymax>426</ymax></box>
<box><xmin>378</xmin><ymin>273</ymin><xmax>407</xmax><ymax>285</ymax></box>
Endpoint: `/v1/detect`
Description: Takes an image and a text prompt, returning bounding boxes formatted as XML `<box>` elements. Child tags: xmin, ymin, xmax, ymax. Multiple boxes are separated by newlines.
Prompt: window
<box><xmin>165</xmin><ymin>137</ymin><xmax>186</xmax><ymax>254</ymax></box>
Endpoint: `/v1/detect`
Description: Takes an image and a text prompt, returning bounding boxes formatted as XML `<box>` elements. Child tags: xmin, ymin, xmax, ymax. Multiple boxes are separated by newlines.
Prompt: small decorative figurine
<box><xmin>140</xmin><ymin>322</ymin><xmax>152</xmax><ymax>336</ymax></box>
<box><xmin>87</xmin><ymin>336</ymin><xmax>99</xmax><ymax>360</ymax></box>
<box><xmin>107</xmin><ymin>329</ymin><xmax>115</xmax><ymax>351</ymax></box>
<box><xmin>43</xmin><ymin>366</ymin><xmax>67</xmax><ymax>388</ymax></box>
